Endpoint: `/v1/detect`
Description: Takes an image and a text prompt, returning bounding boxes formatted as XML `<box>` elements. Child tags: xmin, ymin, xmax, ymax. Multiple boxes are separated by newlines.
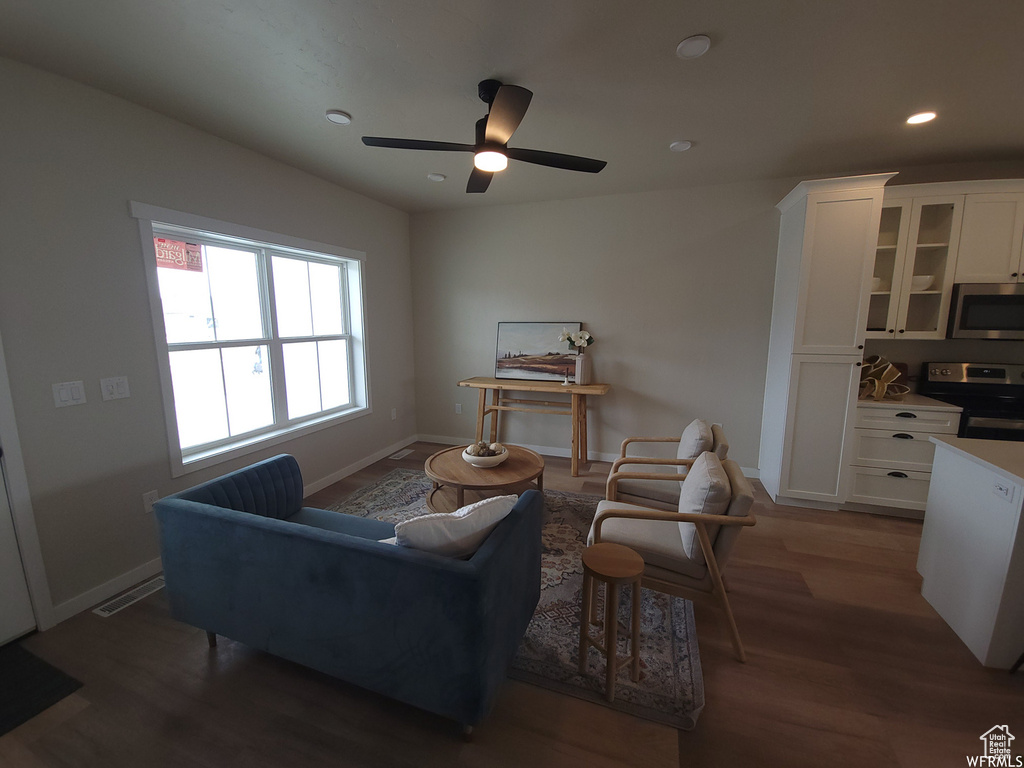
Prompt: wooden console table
<box><xmin>457</xmin><ymin>376</ymin><xmax>610</xmax><ymax>476</ymax></box>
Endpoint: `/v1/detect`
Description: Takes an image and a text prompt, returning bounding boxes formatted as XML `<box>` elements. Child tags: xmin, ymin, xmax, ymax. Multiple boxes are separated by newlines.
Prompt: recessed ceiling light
<box><xmin>325</xmin><ymin>109</ymin><xmax>352</xmax><ymax>125</ymax></box>
<box><xmin>906</xmin><ymin>111</ymin><xmax>936</xmax><ymax>124</ymax></box>
<box><xmin>427</xmin><ymin>173</ymin><xmax>447</xmax><ymax>182</ymax></box>
<box><xmin>676</xmin><ymin>34</ymin><xmax>711</xmax><ymax>59</ymax></box>
<box><xmin>669</xmin><ymin>140</ymin><xmax>693</xmax><ymax>152</ymax></box>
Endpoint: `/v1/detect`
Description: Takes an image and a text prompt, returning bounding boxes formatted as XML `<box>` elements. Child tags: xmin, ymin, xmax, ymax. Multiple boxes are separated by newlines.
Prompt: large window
<box><xmin>133</xmin><ymin>203</ymin><xmax>368</xmax><ymax>475</ymax></box>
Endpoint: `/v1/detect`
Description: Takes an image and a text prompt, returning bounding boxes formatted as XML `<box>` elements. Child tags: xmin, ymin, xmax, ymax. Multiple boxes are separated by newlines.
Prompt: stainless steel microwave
<box><xmin>948</xmin><ymin>283</ymin><xmax>1024</xmax><ymax>340</ymax></box>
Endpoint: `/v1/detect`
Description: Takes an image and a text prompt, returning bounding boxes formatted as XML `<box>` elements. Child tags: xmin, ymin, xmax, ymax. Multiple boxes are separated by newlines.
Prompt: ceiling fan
<box><xmin>361</xmin><ymin>79</ymin><xmax>607</xmax><ymax>193</ymax></box>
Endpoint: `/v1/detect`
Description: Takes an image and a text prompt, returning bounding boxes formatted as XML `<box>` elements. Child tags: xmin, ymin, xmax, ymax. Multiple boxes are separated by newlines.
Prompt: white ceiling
<box><xmin>2</xmin><ymin>0</ymin><xmax>1023</xmax><ymax>213</ymax></box>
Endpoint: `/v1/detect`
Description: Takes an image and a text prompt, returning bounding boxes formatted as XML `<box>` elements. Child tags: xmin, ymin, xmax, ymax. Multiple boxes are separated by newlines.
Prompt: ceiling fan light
<box><xmin>474</xmin><ymin>150</ymin><xmax>508</xmax><ymax>172</ymax></box>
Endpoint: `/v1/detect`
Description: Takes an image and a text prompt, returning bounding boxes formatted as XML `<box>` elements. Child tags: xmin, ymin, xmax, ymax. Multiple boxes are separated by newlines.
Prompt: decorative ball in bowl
<box><xmin>463</xmin><ymin>441</ymin><xmax>509</xmax><ymax>468</ymax></box>
<box><xmin>911</xmin><ymin>274</ymin><xmax>935</xmax><ymax>291</ymax></box>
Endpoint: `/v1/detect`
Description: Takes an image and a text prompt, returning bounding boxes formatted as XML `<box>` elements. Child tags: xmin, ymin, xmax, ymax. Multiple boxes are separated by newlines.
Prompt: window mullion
<box><xmin>263</xmin><ymin>251</ymin><xmax>289</xmax><ymax>425</ymax></box>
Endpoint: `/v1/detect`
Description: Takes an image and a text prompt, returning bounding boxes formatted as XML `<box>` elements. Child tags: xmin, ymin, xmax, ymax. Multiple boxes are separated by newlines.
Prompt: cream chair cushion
<box><xmin>676</xmin><ymin>418</ymin><xmax>713</xmax><ymax>460</ymax></box>
<box><xmin>613</xmin><ymin>419</ymin><xmax>715</xmax><ymax>507</ymax></box>
<box><xmin>588</xmin><ymin>499</ymin><xmax>707</xmax><ymax>580</ymax></box>
<box><xmin>677</xmin><ymin>452</ymin><xmax>732</xmax><ymax>566</ymax></box>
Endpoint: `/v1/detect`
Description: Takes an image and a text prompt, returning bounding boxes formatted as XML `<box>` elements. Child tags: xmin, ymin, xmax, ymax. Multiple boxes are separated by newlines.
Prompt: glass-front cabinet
<box><xmin>866</xmin><ymin>195</ymin><xmax>964</xmax><ymax>339</ymax></box>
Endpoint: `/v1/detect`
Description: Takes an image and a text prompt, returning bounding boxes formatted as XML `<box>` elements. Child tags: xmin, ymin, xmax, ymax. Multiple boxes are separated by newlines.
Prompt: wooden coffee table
<box><xmin>423</xmin><ymin>445</ymin><xmax>545</xmax><ymax>514</ymax></box>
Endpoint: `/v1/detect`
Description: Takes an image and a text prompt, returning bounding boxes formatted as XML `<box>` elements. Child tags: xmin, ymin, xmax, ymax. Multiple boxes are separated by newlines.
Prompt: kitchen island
<box><xmin>918</xmin><ymin>437</ymin><xmax>1024</xmax><ymax>669</ymax></box>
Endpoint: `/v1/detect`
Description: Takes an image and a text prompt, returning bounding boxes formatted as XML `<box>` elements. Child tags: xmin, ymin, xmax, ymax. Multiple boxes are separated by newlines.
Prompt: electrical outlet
<box><xmin>455</xmin><ymin>402</ymin><xmax>462</xmax><ymax>414</ymax></box>
<box><xmin>391</xmin><ymin>407</ymin><xmax>397</xmax><ymax>420</ymax></box>
<box><xmin>101</xmin><ymin>376</ymin><xmax>131</xmax><ymax>401</ymax></box>
<box><xmin>992</xmin><ymin>480</ymin><xmax>1013</xmax><ymax>501</ymax></box>
<box><xmin>142</xmin><ymin>490</ymin><xmax>159</xmax><ymax>513</ymax></box>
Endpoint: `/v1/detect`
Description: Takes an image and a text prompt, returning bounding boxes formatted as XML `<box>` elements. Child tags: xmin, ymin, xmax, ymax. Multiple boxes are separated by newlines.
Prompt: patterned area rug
<box><xmin>330</xmin><ymin>467</ymin><xmax>705</xmax><ymax>730</ymax></box>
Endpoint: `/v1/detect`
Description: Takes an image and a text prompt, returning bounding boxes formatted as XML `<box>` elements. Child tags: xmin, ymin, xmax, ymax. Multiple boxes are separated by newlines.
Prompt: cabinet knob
<box><xmin>888</xmin><ymin>329</ymin><xmax>895</xmax><ymax>334</ymax></box>
<box><xmin>1013</xmin><ymin>273</ymin><xmax>1018</xmax><ymax>278</ymax></box>
<box><xmin>855</xmin><ymin>361</ymin><xmax>862</xmax><ymax>367</ymax></box>
<box><xmin>893</xmin><ymin>433</ymin><xmax>914</xmax><ymax>439</ymax></box>
<box><xmin>857</xmin><ymin>344</ymin><xmax>864</xmax><ymax>350</ymax></box>
<box><xmin>898</xmin><ymin>329</ymin><xmax>905</xmax><ymax>334</ymax></box>
<box><xmin>887</xmin><ymin>471</ymin><xmax>909</xmax><ymax>478</ymax></box>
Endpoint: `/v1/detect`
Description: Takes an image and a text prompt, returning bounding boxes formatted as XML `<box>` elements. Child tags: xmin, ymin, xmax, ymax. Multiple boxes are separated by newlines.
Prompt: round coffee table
<box><xmin>423</xmin><ymin>445</ymin><xmax>545</xmax><ymax>514</ymax></box>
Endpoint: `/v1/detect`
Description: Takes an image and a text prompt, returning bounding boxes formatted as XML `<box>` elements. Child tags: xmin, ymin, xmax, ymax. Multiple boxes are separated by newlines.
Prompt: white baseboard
<box><xmin>302</xmin><ymin>435</ymin><xmax>418</xmax><ymax>496</ymax></box>
<box><xmin>51</xmin><ymin>556</ymin><xmax>164</xmax><ymax>625</ymax></box>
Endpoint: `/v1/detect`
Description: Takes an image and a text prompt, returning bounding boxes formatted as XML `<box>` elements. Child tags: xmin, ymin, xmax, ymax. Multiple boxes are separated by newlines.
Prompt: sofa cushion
<box><xmin>395</xmin><ymin>495</ymin><xmax>518</xmax><ymax>558</ymax></box>
<box><xmin>286</xmin><ymin>507</ymin><xmax>396</xmax><ymax>540</ymax></box>
<box><xmin>677</xmin><ymin>452</ymin><xmax>732</xmax><ymax>565</ymax></box>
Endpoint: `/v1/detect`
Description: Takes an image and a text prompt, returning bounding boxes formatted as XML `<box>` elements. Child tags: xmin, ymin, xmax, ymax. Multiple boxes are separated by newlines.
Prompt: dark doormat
<box><xmin>0</xmin><ymin>642</ymin><xmax>82</xmax><ymax>737</ymax></box>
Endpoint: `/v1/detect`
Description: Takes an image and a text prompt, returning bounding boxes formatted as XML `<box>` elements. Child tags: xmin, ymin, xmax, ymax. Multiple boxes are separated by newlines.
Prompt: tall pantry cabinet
<box><xmin>759</xmin><ymin>174</ymin><xmax>896</xmax><ymax>506</ymax></box>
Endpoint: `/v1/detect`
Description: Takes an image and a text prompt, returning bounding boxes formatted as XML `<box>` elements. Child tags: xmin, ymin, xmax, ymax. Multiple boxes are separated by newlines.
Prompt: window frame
<box><xmin>132</xmin><ymin>202</ymin><xmax>370</xmax><ymax>477</ymax></box>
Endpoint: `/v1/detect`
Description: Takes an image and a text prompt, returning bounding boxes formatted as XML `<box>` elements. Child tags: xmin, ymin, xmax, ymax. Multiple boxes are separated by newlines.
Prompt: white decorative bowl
<box><xmin>462</xmin><ymin>447</ymin><xmax>509</xmax><ymax>468</ymax></box>
<box><xmin>911</xmin><ymin>274</ymin><xmax>934</xmax><ymax>291</ymax></box>
<box><xmin>871</xmin><ymin>276</ymin><xmax>883</xmax><ymax>292</ymax></box>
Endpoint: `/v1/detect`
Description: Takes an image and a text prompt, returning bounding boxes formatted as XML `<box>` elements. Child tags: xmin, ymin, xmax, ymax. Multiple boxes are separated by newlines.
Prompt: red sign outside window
<box><xmin>154</xmin><ymin>238</ymin><xmax>203</xmax><ymax>272</ymax></box>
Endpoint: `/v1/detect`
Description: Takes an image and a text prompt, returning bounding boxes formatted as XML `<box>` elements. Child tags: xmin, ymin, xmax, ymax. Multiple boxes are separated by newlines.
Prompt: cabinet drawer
<box><xmin>855</xmin><ymin>407</ymin><xmax>960</xmax><ymax>433</ymax></box>
<box><xmin>846</xmin><ymin>467</ymin><xmax>931</xmax><ymax>510</ymax></box>
<box><xmin>851</xmin><ymin>429</ymin><xmax>938</xmax><ymax>472</ymax></box>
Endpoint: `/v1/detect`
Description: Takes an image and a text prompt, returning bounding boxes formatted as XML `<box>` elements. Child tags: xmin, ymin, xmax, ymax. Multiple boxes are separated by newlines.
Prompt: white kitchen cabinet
<box><xmin>866</xmin><ymin>195</ymin><xmax>964</xmax><ymax>340</ymax></box>
<box><xmin>760</xmin><ymin>173</ymin><xmax>895</xmax><ymax>507</ymax></box>
<box><xmin>772</xmin><ymin>354</ymin><xmax>863</xmax><ymax>503</ymax></box>
<box><xmin>845</xmin><ymin>395</ymin><xmax>961</xmax><ymax>515</ymax></box>
<box><xmin>953</xmin><ymin>192</ymin><xmax>1024</xmax><ymax>283</ymax></box>
<box><xmin>918</xmin><ymin>437</ymin><xmax>1024</xmax><ymax>668</ymax></box>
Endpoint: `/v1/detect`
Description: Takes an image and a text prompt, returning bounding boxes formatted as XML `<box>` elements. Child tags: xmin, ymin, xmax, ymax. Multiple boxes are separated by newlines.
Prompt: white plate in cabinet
<box><xmin>847</xmin><ymin>466</ymin><xmax>932</xmax><ymax>510</ymax></box>
<box><xmin>854</xmin><ymin>405</ymin><xmax>960</xmax><ymax>433</ymax></box>
<box><xmin>852</xmin><ymin>429</ymin><xmax>937</xmax><ymax>472</ymax></box>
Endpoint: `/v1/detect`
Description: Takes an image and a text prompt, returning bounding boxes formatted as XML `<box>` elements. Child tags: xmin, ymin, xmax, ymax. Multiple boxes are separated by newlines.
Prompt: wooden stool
<box><xmin>577</xmin><ymin>542</ymin><xmax>644</xmax><ymax>701</ymax></box>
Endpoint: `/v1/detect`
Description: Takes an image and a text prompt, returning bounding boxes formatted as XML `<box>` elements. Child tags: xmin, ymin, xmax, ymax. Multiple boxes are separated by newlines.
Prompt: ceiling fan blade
<box><xmin>506</xmin><ymin>147</ymin><xmax>607</xmax><ymax>173</ymax></box>
<box><xmin>466</xmin><ymin>167</ymin><xmax>493</xmax><ymax>193</ymax></box>
<box><xmin>361</xmin><ymin>136</ymin><xmax>475</xmax><ymax>152</ymax></box>
<box><xmin>484</xmin><ymin>85</ymin><xmax>533</xmax><ymax>145</ymax></box>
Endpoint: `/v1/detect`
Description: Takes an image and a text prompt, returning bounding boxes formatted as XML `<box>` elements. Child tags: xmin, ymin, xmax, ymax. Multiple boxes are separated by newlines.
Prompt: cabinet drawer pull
<box><xmin>892</xmin><ymin>433</ymin><xmax>914</xmax><ymax>439</ymax></box>
<box><xmin>895</xmin><ymin>412</ymin><xmax>917</xmax><ymax>418</ymax></box>
<box><xmin>887</xmin><ymin>471</ymin><xmax>909</xmax><ymax>478</ymax></box>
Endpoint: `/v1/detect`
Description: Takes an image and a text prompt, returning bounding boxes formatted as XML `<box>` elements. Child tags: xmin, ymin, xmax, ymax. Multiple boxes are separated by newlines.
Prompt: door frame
<box><xmin>0</xmin><ymin>328</ymin><xmax>54</xmax><ymax>630</ymax></box>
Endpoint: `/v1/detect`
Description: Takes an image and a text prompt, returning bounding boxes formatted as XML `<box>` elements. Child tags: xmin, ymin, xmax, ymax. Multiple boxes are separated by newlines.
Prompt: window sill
<box><xmin>172</xmin><ymin>404</ymin><xmax>371</xmax><ymax>478</ymax></box>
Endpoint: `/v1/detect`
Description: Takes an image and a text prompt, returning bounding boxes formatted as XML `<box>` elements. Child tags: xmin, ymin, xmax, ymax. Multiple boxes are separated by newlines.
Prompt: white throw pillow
<box><xmin>676</xmin><ymin>452</ymin><xmax>732</xmax><ymax>565</ymax></box>
<box><xmin>676</xmin><ymin>419</ymin><xmax>713</xmax><ymax>462</ymax></box>
<box><xmin>394</xmin><ymin>495</ymin><xmax>518</xmax><ymax>558</ymax></box>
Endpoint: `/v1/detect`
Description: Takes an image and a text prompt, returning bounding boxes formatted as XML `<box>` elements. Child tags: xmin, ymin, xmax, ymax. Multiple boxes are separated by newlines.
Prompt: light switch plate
<box><xmin>52</xmin><ymin>381</ymin><xmax>86</xmax><ymax>408</ymax></box>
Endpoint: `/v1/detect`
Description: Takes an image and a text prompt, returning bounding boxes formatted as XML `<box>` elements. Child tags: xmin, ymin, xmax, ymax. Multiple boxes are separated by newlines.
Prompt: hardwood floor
<box><xmin>2</xmin><ymin>442</ymin><xmax>1021</xmax><ymax>767</ymax></box>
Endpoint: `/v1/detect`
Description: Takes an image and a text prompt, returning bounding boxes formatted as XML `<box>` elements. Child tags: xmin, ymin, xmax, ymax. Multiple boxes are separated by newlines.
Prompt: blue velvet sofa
<box><xmin>153</xmin><ymin>454</ymin><xmax>543</xmax><ymax>729</ymax></box>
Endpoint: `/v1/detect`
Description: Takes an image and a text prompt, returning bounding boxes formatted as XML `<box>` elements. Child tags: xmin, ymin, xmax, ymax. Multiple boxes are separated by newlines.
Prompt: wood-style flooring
<box><xmin>2</xmin><ymin>441</ymin><xmax>1021</xmax><ymax>767</ymax></box>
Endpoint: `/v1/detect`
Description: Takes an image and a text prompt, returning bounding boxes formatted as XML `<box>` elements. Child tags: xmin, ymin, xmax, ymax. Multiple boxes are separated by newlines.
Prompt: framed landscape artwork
<box><xmin>495</xmin><ymin>322</ymin><xmax>580</xmax><ymax>381</ymax></box>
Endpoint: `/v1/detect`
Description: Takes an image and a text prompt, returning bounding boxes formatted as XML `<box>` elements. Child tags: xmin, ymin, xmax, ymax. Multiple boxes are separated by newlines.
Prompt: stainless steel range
<box><xmin>918</xmin><ymin>362</ymin><xmax>1024</xmax><ymax>441</ymax></box>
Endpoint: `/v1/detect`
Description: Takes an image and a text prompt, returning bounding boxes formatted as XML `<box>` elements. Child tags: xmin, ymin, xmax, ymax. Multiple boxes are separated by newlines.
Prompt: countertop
<box><xmin>929</xmin><ymin>436</ymin><xmax>1024</xmax><ymax>484</ymax></box>
<box><xmin>857</xmin><ymin>393</ymin><xmax>962</xmax><ymax>411</ymax></box>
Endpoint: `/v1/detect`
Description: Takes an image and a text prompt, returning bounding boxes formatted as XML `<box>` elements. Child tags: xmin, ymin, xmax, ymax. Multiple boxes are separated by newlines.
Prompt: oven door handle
<box><xmin>965</xmin><ymin>416</ymin><xmax>1024</xmax><ymax>431</ymax></box>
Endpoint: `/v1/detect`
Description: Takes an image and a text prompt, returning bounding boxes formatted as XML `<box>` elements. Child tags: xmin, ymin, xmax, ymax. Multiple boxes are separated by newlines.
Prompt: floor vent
<box><xmin>387</xmin><ymin>448</ymin><xmax>415</xmax><ymax>460</ymax></box>
<box><xmin>93</xmin><ymin>576</ymin><xmax>165</xmax><ymax>617</ymax></box>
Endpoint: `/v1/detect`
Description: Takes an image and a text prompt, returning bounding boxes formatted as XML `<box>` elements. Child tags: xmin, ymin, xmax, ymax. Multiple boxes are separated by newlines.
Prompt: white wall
<box><xmin>0</xmin><ymin>58</ymin><xmax>417</xmax><ymax>612</ymax></box>
<box><xmin>410</xmin><ymin>180</ymin><xmax>798</xmax><ymax>470</ymax></box>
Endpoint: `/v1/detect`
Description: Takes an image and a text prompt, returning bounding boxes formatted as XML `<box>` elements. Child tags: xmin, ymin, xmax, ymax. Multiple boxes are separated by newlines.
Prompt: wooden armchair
<box><xmin>611</xmin><ymin>420</ymin><xmax>729</xmax><ymax>510</ymax></box>
<box><xmin>589</xmin><ymin>452</ymin><xmax>756</xmax><ymax>661</ymax></box>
